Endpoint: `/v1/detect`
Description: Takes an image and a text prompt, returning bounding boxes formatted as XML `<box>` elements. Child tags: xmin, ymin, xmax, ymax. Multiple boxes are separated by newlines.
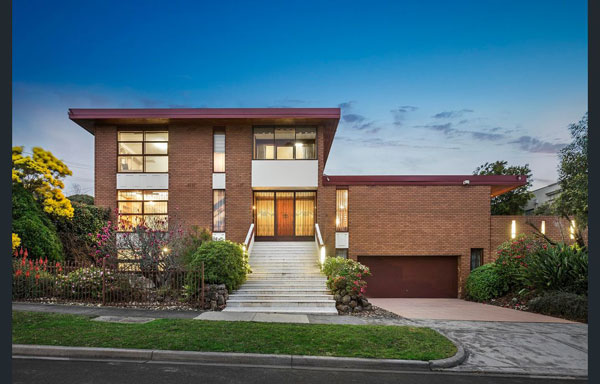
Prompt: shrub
<box><xmin>465</xmin><ymin>263</ymin><xmax>509</xmax><ymax>302</ymax></box>
<box><xmin>174</xmin><ymin>226</ymin><xmax>212</xmax><ymax>267</ymax></box>
<box><xmin>494</xmin><ymin>234</ymin><xmax>548</xmax><ymax>291</ymax></box>
<box><xmin>528</xmin><ymin>291</ymin><xmax>587</xmax><ymax>322</ymax></box>
<box><xmin>323</xmin><ymin>257</ymin><xmax>371</xmax><ymax>297</ymax></box>
<box><xmin>524</xmin><ymin>243</ymin><xmax>588</xmax><ymax>295</ymax></box>
<box><xmin>188</xmin><ymin>241</ymin><xmax>249</xmax><ymax>291</ymax></box>
<box><xmin>53</xmin><ymin>202</ymin><xmax>110</xmax><ymax>262</ymax></box>
<box><xmin>68</xmin><ymin>194</ymin><xmax>94</xmax><ymax>205</ymax></box>
<box><xmin>12</xmin><ymin>184</ymin><xmax>63</xmax><ymax>261</ymax></box>
<box><xmin>56</xmin><ymin>266</ymin><xmax>132</xmax><ymax>300</ymax></box>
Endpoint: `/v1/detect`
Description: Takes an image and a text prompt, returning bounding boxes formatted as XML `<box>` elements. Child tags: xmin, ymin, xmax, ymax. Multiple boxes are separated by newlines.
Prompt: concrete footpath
<box><xmin>12</xmin><ymin>303</ymin><xmax>588</xmax><ymax>378</ymax></box>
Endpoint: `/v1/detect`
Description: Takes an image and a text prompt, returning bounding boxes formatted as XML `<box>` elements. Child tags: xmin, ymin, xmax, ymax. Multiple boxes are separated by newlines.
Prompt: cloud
<box><xmin>391</xmin><ymin>105</ymin><xmax>418</xmax><ymax>127</ymax></box>
<box><xmin>337</xmin><ymin>101</ymin><xmax>354</xmax><ymax>110</ymax></box>
<box><xmin>342</xmin><ymin>113</ymin><xmax>366</xmax><ymax>123</ymax></box>
<box><xmin>418</xmin><ymin>122</ymin><xmax>506</xmax><ymax>141</ymax></box>
<box><xmin>432</xmin><ymin>109</ymin><xmax>474</xmax><ymax>119</ymax></box>
<box><xmin>471</xmin><ymin>131</ymin><xmax>504</xmax><ymax>141</ymax></box>
<box><xmin>336</xmin><ymin>136</ymin><xmax>459</xmax><ymax>150</ymax></box>
<box><xmin>510</xmin><ymin>136</ymin><xmax>567</xmax><ymax>153</ymax></box>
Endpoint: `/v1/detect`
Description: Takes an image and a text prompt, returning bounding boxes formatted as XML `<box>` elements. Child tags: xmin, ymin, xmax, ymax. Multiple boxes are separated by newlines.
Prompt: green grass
<box><xmin>12</xmin><ymin>311</ymin><xmax>456</xmax><ymax>360</ymax></box>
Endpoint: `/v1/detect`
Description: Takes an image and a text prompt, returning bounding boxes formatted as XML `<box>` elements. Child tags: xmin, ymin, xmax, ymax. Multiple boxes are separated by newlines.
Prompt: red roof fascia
<box><xmin>322</xmin><ymin>174</ymin><xmax>527</xmax><ymax>186</ymax></box>
<box><xmin>68</xmin><ymin>108</ymin><xmax>341</xmax><ymax>120</ymax></box>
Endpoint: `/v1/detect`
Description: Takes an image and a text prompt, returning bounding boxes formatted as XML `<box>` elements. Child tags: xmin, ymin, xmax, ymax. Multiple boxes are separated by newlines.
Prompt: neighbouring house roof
<box><xmin>69</xmin><ymin>108</ymin><xmax>341</xmax><ymax>165</ymax></box>
<box><xmin>322</xmin><ymin>175</ymin><xmax>527</xmax><ymax>197</ymax></box>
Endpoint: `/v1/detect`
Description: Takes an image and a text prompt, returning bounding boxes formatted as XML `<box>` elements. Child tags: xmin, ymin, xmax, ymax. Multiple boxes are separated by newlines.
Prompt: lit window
<box><xmin>510</xmin><ymin>220</ymin><xmax>516</xmax><ymax>239</ymax></box>
<box><xmin>213</xmin><ymin>190</ymin><xmax>225</xmax><ymax>232</ymax></box>
<box><xmin>117</xmin><ymin>190</ymin><xmax>168</xmax><ymax>231</ymax></box>
<box><xmin>570</xmin><ymin>220</ymin><xmax>576</xmax><ymax>240</ymax></box>
<box><xmin>118</xmin><ymin>131</ymin><xmax>168</xmax><ymax>172</ymax></box>
<box><xmin>213</xmin><ymin>128</ymin><xmax>225</xmax><ymax>172</ymax></box>
<box><xmin>253</xmin><ymin>126</ymin><xmax>316</xmax><ymax>160</ymax></box>
<box><xmin>336</xmin><ymin>189</ymin><xmax>348</xmax><ymax>232</ymax></box>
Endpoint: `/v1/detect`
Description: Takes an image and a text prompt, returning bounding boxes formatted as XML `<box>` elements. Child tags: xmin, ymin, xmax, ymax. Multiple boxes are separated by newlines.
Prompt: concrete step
<box><xmin>227</xmin><ymin>299</ymin><xmax>336</xmax><ymax>308</ymax></box>
<box><xmin>222</xmin><ymin>306</ymin><xmax>338</xmax><ymax>315</ymax></box>
<box><xmin>234</xmin><ymin>288</ymin><xmax>331</xmax><ymax>295</ymax></box>
<box><xmin>230</xmin><ymin>294</ymin><xmax>333</xmax><ymax>300</ymax></box>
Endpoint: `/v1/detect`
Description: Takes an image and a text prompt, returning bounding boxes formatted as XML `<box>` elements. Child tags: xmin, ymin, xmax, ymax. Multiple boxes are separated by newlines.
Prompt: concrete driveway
<box><xmin>369</xmin><ymin>298</ymin><xmax>574</xmax><ymax>322</ymax></box>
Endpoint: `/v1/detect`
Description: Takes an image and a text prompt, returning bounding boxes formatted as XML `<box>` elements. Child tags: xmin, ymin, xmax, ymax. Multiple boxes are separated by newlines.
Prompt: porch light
<box><xmin>541</xmin><ymin>220</ymin><xmax>546</xmax><ymax>234</ymax></box>
<box><xmin>320</xmin><ymin>246</ymin><xmax>326</xmax><ymax>266</ymax></box>
<box><xmin>162</xmin><ymin>247</ymin><xmax>169</xmax><ymax>254</ymax></box>
<box><xmin>570</xmin><ymin>220</ymin><xmax>576</xmax><ymax>240</ymax></box>
<box><xmin>510</xmin><ymin>220</ymin><xmax>516</xmax><ymax>239</ymax></box>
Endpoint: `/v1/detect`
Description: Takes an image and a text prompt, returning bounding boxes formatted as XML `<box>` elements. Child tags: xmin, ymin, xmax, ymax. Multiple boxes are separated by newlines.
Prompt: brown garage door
<box><xmin>358</xmin><ymin>256</ymin><xmax>458</xmax><ymax>298</ymax></box>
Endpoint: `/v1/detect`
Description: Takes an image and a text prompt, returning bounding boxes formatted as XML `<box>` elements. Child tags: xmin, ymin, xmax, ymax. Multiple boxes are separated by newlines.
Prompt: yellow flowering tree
<box><xmin>12</xmin><ymin>146</ymin><xmax>74</xmax><ymax>218</ymax></box>
<box><xmin>12</xmin><ymin>233</ymin><xmax>21</xmax><ymax>250</ymax></box>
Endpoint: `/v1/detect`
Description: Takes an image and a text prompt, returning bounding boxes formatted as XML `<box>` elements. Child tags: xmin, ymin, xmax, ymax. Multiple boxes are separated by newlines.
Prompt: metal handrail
<box><xmin>314</xmin><ymin>223</ymin><xmax>325</xmax><ymax>267</ymax></box>
<box><xmin>243</xmin><ymin>223</ymin><xmax>255</xmax><ymax>255</ymax></box>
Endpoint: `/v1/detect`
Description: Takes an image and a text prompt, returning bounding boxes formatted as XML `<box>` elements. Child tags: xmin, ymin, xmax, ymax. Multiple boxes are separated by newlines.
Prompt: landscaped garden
<box><xmin>12</xmin><ymin>311</ymin><xmax>457</xmax><ymax>360</ymax></box>
<box><xmin>465</xmin><ymin>234</ymin><xmax>588</xmax><ymax>322</ymax></box>
<box><xmin>12</xmin><ymin>146</ymin><xmax>249</xmax><ymax>310</ymax></box>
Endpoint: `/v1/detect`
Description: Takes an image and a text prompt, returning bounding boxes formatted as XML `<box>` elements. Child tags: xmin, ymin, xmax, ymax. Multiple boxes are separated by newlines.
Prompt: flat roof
<box><xmin>69</xmin><ymin>107</ymin><xmax>341</xmax><ymax>164</ymax></box>
<box><xmin>322</xmin><ymin>174</ymin><xmax>527</xmax><ymax>197</ymax></box>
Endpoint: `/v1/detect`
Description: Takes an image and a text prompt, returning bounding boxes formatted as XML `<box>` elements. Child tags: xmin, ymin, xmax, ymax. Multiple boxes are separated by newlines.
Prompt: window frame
<box><xmin>117</xmin><ymin>129</ymin><xmax>169</xmax><ymax>173</ymax></box>
<box><xmin>336</xmin><ymin>187</ymin><xmax>349</xmax><ymax>232</ymax></box>
<box><xmin>213</xmin><ymin>127</ymin><xmax>226</xmax><ymax>173</ymax></box>
<box><xmin>116</xmin><ymin>190</ymin><xmax>168</xmax><ymax>232</ymax></box>
<box><xmin>252</xmin><ymin>126</ymin><xmax>318</xmax><ymax>160</ymax></box>
<box><xmin>470</xmin><ymin>248</ymin><xmax>484</xmax><ymax>271</ymax></box>
<box><xmin>213</xmin><ymin>189</ymin><xmax>226</xmax><ymax>233</ymax></box>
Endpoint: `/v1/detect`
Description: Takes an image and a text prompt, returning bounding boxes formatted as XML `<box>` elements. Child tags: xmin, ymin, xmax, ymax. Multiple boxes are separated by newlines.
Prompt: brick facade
<box><xmin>85</xmin><ymin>110</ymin><xmax>577</xmax><ymax>300</ymax></box>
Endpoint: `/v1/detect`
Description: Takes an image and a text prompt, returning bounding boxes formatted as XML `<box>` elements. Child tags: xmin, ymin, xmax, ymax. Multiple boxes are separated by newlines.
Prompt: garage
<box><xmin>357</xmin><ymin>256</ymin><xmax>458</xmax><ymax>298</ymax></box>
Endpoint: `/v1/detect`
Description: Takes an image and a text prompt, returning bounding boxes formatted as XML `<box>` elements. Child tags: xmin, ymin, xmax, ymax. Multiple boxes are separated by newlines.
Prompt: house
<box><xmin>524</xmin><ymin>182</ymin><xmax>561</xmax><ymax>215</ymax></box>
<box><xmin>70</xmin><ymin>107</ymin><xmax>533</xmax><ymax>299</ymax></box>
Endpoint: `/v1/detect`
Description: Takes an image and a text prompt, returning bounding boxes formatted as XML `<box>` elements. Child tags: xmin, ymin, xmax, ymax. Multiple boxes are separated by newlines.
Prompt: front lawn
<box><xmin>12</xmin><ymin>311</ymin><xmax>456</xmax><ymax>360</ymax></box>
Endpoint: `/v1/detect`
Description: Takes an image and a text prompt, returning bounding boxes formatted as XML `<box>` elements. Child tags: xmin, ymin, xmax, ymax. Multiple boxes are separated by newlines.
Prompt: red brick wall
<box><xmin>224</xmin><ymin>124</ymin><xmax>253</xmax><ymax>243</ymax></box>
<box><xmin>490</xmin><ymin>215</ymin><xmax>581</xmax><ymax>253</ymax></box>
<box><xmin>319</xmin><ymin>185</ymin><xmax>492</xmax><ymax>297</ymax></box>
<box><xmin>168</xmin><ymin>123</ymin><xmax>213</xmax><ymax>233</ymax></box>
<box><xmin>94</xmin><ymin>125</ymin><xmax>117</xmax><ymax>217</ymax></box>
<box><xmin>94</xmin><ymin>123</ymin><xmax>254</xmax><ymax>245</ymax></box>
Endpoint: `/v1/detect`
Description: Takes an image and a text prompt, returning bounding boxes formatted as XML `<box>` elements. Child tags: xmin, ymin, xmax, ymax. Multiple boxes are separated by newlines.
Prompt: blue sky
<box><xmin>12</xmin><ymin>0</ymin><xmax>587</xmax><ymax>195</ymax></box>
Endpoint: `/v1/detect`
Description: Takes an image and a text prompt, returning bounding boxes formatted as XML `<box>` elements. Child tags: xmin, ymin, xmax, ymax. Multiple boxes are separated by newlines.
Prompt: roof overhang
<box><xmin>322</xmin><ymin>174</ymin><xmax>527</xmax><ymax>197</ymax></box>
<box><xmin>69</xmin><ymin>108</ymin><xmax>341</xmax><ymax>165</ymax></box>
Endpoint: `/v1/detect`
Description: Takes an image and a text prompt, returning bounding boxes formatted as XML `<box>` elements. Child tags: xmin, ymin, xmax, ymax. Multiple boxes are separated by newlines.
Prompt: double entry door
<box><xmin>254</xmin><ymin>191</ymin><xmax>316</xmax><ymax>240</ymax></box>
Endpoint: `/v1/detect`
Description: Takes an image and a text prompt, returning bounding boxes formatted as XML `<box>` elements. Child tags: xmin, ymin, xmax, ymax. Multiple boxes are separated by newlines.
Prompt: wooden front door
<box><xmin>276</xmin><ymin>192</ymin><xmax>294</xmax><ymax>237</ymax></box>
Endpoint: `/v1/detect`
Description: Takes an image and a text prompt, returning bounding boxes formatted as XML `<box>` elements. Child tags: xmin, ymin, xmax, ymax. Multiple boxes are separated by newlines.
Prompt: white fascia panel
<box><xmin>252</xmin><ymin>160</ymin><xmax>318</xmax><ymax>189</ymax></box>
<box><xmin>116</xmin><ymin>173</ymin><xmax>169</xmax><ymax>189</ymax></box>
<box><xmin>213</xmin><ymin>173</ymin><xmax>226</xmax><ymax>189</ymax></box>
<box><xmin>335</xmin><ymin>232</ymin><xmax>349</xmax><ymax>249</ymax></box>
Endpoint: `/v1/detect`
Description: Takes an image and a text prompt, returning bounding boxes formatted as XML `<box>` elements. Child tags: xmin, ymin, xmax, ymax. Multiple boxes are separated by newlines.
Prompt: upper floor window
<box><xmin>118</xmin><ymin>131</ymin><xmax>168</xmax><ymax>172</ymax></box>
<box><xmin>253</xmin><ymin>126</ymin><xmax>316</xmax><ymax>160</ymax></box>
<box><xmin>213</xmin><ymin>128</ymin><xmax>225</xmax><ymax>172</ymax></box>
<box><xmin>336</xmin><ymin>188</ymin><xmax>348</xmax><ymax>231</ymax></box>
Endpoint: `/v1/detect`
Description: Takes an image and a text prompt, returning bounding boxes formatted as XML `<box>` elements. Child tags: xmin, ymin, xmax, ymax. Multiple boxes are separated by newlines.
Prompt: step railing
<box><xmin>314</xmin><ymin>223</ymin><xmax>326</xmax><ymax>268</ymax></box>
<box><xmin>243</xmin><ymin>223</ymin><xmax>255</xmax><ymax>256</ymax></box>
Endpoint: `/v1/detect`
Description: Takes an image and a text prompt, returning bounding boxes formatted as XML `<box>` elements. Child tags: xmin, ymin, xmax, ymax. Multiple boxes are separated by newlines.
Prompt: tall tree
<box><xmin>555</xmin><ymin>113</ymin><xmax>588</xmax><ymax>243</ymax></box>
<box><xmin>474</xmin><ymin>161</ymin><xmax>533</xmax><ymax>215</ymax></box>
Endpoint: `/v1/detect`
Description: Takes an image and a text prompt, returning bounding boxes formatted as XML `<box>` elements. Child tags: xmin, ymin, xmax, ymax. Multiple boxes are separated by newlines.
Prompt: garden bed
<box><xmin>12</xmin><ymin>311</ymin><xmax>456</xmax><ymax>360</ymax></box>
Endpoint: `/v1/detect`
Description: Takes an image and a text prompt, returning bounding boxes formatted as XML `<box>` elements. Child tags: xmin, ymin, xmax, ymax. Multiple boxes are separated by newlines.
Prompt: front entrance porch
<box><xmin>253</xmin><ymin>191</ymin><xmax>316</xmax><ymax>241</ymax></box>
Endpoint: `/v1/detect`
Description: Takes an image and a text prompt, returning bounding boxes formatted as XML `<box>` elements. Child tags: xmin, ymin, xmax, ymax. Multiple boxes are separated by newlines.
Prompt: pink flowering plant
<box><xmin>323</xmin><ymin>256</ymin><xmax>371</xmax><ymax>297</ymax></box>
<box><xmin>494</xmin><ymin>234</ymin><xmax>549</xmax><ymax>291</ymax></box>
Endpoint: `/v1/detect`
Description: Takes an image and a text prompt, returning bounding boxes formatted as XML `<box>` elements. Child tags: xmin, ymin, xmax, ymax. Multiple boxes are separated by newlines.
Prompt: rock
<box><xmin>360</xmin><ymin>297</ymin><xmax>370</xmax><ymax>307</ymax></box>
<box><xmin>349</xmin><ymin>300</ymin><xmax>357</xmax><ymax>308</ymax></box>
<box><xmin>209</xmin><ymin>292</ymin><xmax>218</xmax><ymax>300</ymax></box>
<box><xmin>334</xmin><ymin>293</ymin><xmax>341</xmax><ymax>302</ymax></box>
<box><xmin>217</xmin><ymin>294</ymin><xmax>225</xmax><ymax>306</ymax></box>
<box><xmin>342</xmin><ymin>295</ymin><xmax>351</xmax><ymax>304</ymax></box>
<box><xmin>210</xmin><ymin>300</ymin><xmax>217</xmax><ymax>310</ymax></box>
<box><xmin>336</xmin><ymin>304</ymin><xmax>349</xmax><ymax>313</ymax></box>
<box><xmin>354</xmin><ymin>306</ymin><xmax>363</xmax><ymax>312</ymax></box>
<box><xmin>217</xmin><ymin>284</ymin><xmax>226</xmax><ymax>290</ymax></box>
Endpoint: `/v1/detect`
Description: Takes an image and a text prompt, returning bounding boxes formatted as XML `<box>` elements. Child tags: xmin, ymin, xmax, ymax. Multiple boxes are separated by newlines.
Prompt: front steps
<box><xmin>223</xmin><ymin>241</ymin><xmax>337</xmax><ymax>315</ymax></box>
